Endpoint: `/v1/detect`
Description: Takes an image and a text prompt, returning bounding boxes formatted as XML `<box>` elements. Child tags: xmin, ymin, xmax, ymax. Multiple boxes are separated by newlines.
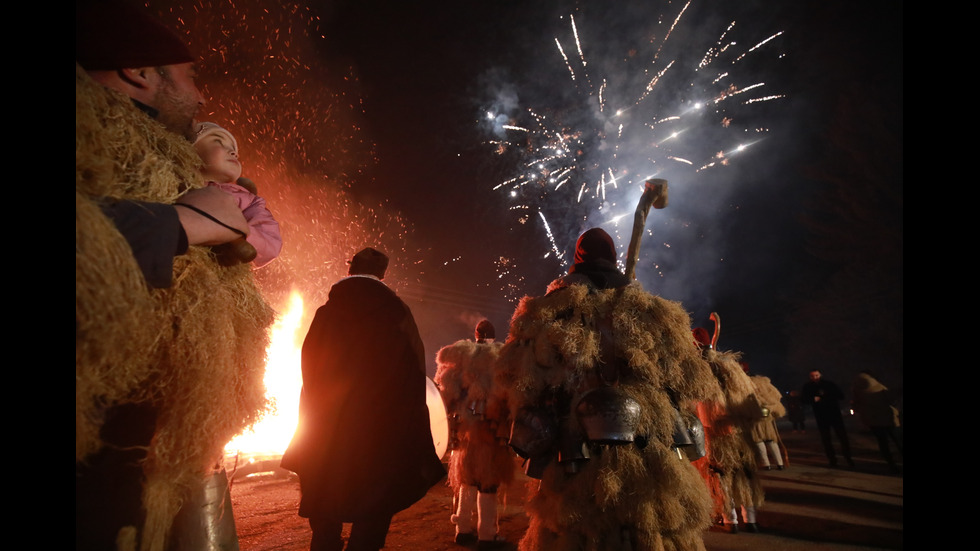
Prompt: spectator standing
<box><xmin>281</xmin><ymin>248</ymin><xmax>445</xmax><ymax>551</ymax></box>
<box><xmin>786</xmin><ymin>390</ymin><xmax>806</xmax><ymax>433</ymax></box>
<box><xmin>801</xmin><ymin>370</ymin><xmax>853</xmax><ymax>467</ymax></box>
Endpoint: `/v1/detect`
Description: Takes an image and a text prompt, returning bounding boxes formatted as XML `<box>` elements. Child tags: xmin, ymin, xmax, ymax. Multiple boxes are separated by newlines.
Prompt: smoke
<box><xmin>141</xmin><ymin>0</ymin><xmax>793</xmax><ymax>363</ymax></box>
<box><xmin>478</xmin><ymin>69</ymin><xmax>520</xmax><ymax>140</ymax></box>
<box><xmin>473</xmin><ymin>1</ymin><xmax>790</xmax><ymax>317</ymax></box>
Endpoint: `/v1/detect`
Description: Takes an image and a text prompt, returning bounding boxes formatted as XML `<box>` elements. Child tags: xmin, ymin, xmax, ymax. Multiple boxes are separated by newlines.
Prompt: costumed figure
<box><xmin>691</xmin><ymin>314</ymin><xmax>766</xmax><ymax>534</ymax></box>
<box><xmin>744</xmin><ymin>363</ymin><xmax>788</xmax><ymax>471</ymax></box>
<box><xmin>76</xmin><ymin>3</ymin><xmax>274</xmax><ymax>550</ymax></box>
<box><xmin>281</xmin><ymin>247</ymin><xmax>446</xmax><ymax>551</ymax></box>
<box><xmin>497</xmin><ymin>223</ymin><xmax>717</xmax><ymax>551</ymax></box>
<box><xmin>851</xmin><ymin>371</ymin><xmax>902</xmax><ymax>473</ymax></box>
<box><xmin>435</xmin><ymin>320</ymin><xmax>515</xmax><ymax>549</ymax></box>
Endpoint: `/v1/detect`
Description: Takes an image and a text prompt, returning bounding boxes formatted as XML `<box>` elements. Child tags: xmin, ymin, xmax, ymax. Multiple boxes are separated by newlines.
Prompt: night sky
<box><xmin>148</xmin><ymin>0</ymin><xmax>903</xmax><ymax>397</ymax></box>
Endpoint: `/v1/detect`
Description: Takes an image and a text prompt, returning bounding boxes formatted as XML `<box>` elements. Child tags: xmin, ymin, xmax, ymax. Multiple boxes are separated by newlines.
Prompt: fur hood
<box><xmin>852</xmin><ymin>372</ymin><xmax>900</xmax><ymax>428</ymax></box>
<box><xmin>751</xmin><ymin>375</ymin><xmax>787</xmax><ymax>418</ymax></box>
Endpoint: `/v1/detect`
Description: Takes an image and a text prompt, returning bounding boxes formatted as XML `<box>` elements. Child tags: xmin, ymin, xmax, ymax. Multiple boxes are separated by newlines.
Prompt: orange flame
<box><xmin>225</xmin><ymin>290</ymin><xmax>305</xmax><ymax>458</ymax></box>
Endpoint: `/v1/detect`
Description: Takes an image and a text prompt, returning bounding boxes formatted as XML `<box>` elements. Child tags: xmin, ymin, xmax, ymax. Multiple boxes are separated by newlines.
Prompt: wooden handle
<box><xmin>625</xmin><ymin>179</ymin><xmax>668</xmax><ymax>280</ymax></box>
<box><xmin>709</xmin><ymin>312</ymin><xmax>720</xmax><ymax>349</ymax></box>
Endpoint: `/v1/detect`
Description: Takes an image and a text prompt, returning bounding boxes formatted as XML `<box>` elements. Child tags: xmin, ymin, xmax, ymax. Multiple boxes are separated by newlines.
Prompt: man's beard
<box><xmin>153</xmin><ymin>78</ymin><xmax>198</xmax><ymax>141</ymax></box>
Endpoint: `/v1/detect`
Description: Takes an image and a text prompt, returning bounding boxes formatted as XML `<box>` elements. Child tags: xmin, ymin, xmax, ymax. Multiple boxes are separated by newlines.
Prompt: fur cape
<box><xmin>748</xmin><ymin>375</ymin><xmax>786</xmax><ymax>442</ymax></box>
<box><xmin>76</xmin><ymin>64</ymin><xmax>274</xmax><ymax>551</ymax></box>
<box><xmin>694</xmin><ymin>349</ymin><xmax>765</xmax><ymax>519</ymax></box>
<box><xmin>435</xmin><ymin>339</ymin><xmax>515</xmax><ymax>491</ymax></box>
<box><xmin>498</xmin><ymin>281</ymin><xmax>717</xmax><ymax>551</ymax></box>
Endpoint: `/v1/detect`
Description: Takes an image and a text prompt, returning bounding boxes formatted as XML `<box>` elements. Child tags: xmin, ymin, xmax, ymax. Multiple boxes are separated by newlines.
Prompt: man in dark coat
<box><xmin>281</xmin><ymin>247</ymin><xmax>445</xmax><ymax>551</ymax></box>
<box><xmin>801</xmin><ymin>369</ymin><xmax>853</xmax><ymax>467</ymax></box>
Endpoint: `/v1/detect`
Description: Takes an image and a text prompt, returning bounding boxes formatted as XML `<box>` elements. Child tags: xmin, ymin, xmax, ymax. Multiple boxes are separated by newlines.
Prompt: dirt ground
<box><xmin>227</xmin><ymin>417</ymin><xmax>902</xmax><ymax>551</ymax></box>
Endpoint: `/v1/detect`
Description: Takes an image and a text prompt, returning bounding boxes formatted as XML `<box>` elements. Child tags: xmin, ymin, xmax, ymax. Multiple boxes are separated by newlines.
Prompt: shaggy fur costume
<box><xmin>694</xmin><ymin>350</ymin><xmax>765</xmax><ymax>522</ymax></box>
<box><xmin>851</xmin><ymin>372</ymin><xmax>900</xmax><ymax>429</ymax></box>
<box><xmin>435</xmin><ymin>339</ymin><xmax>515</xmax><ymax>492</ymax></box>
<box><xmin>498</xmin><ymin>282</ymin><xmax>717</xmax><ymax>551</ymax></box>
<box><xmin>76</xmin><ymin>64</ymin><xmax>274</xmax><ymax>551</ymax></box>
<box><xmin>748</xmin><ymin>375</ymin><xmax>786</xmax><ymax>443</ymax></box>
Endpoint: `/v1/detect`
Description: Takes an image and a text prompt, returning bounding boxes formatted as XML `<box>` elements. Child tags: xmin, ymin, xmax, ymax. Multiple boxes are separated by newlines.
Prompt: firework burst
<box><xmin>483</xmin><ymin>1</ymin><xmax>786</xmax><ymax>290</ymax></box>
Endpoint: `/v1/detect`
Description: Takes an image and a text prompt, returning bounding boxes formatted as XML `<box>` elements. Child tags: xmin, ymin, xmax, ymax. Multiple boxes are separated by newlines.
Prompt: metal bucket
<box><xmin>167</xmin><ymin>468</ymin><xmax>239</xmax><ymax>551</ymax></box>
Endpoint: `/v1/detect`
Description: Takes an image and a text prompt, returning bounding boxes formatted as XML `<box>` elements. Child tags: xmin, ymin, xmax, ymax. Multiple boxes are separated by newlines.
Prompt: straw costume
<box><xmin>498</xmin><ymin>240</ymin><xmax>717</xmax><ymax>551</ymax></box>
<box><xmin>693</xmin><ymin>343</ymin><xmax>765</xmax><ymax>533</ymax></box>
<box><xmin>76</xmin><ymin>63</ymin><xmax>274</xmax><ymax>551</ymax></box>
<box><xmin>748</xmin><ymin>373</ymin><xmax>788</xmax><ymax>470</ymax></box>
<box><xmin>851</xmin><ymin>371</ymin><xmax>902</xmax><ymax>472</ymax></box>
<box><xmin>435</xmin><ymin>320</ymin><xmax>515</xmax><ymax>548</ymax></box>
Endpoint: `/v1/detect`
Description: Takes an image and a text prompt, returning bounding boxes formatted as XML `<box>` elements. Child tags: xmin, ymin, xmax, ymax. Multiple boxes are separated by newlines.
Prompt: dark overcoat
<box><xmin>281</xmin><ymin>275</ymin><xmax>445</xmax><ymax>521</ymax></box>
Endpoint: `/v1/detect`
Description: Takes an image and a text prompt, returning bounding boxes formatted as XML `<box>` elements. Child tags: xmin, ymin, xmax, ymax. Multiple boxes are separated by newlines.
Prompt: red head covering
<box><xmin>573</xmin><ymin>228</ymin><xmax>617</xmax><ymax>266</ymax></box>
<box><xmin>76</xmin><ymin>0</ymin><xmax>194</xmax><ymax>70</ymax></box>
<box><xmin>692</xmin><ymin>327</ymin><xmax>711</xmax><ymax>347</ymax></box>
<box><xmin>475</xmin><ymin>319</ymin><xmax>496</xmax><ymax>341</ymax></box>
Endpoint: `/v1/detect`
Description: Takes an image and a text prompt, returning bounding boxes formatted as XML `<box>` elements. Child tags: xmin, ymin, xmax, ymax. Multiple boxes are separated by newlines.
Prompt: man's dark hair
<box><xmin>348</xmin><ymin>247</ymin><xmax>389</xmax><ymax>279</ymax></box>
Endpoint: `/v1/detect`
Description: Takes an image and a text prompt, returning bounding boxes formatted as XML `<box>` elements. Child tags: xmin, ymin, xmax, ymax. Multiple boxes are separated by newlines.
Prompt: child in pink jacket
<box><xmin>193</xmin><ymin>122</ymin><xmax>282</xmax><ymax>267</ymax></box>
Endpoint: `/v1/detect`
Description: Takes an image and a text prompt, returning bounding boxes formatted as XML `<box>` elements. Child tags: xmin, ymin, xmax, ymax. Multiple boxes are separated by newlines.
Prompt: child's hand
<box><xmin>236</xmin><ymin>177</ymin><xmax>258</xmax><ymax>194</ymax></box>
<box><xmin>211</xmin><ymin>236</ymin><xmax>258</xmax><ymax>267</ymax></box>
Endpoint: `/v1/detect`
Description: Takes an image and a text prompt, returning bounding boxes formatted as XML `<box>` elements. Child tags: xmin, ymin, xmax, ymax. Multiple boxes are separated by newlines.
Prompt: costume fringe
<box><xmin>76</xmin><ymin>64</ymin><xmax>274</xmax><ymax>551</ymax></box>
<box><xmin>502</xmin><ymin>282</ymin><xmax>714</xmax><ymax>551</ymax></box>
